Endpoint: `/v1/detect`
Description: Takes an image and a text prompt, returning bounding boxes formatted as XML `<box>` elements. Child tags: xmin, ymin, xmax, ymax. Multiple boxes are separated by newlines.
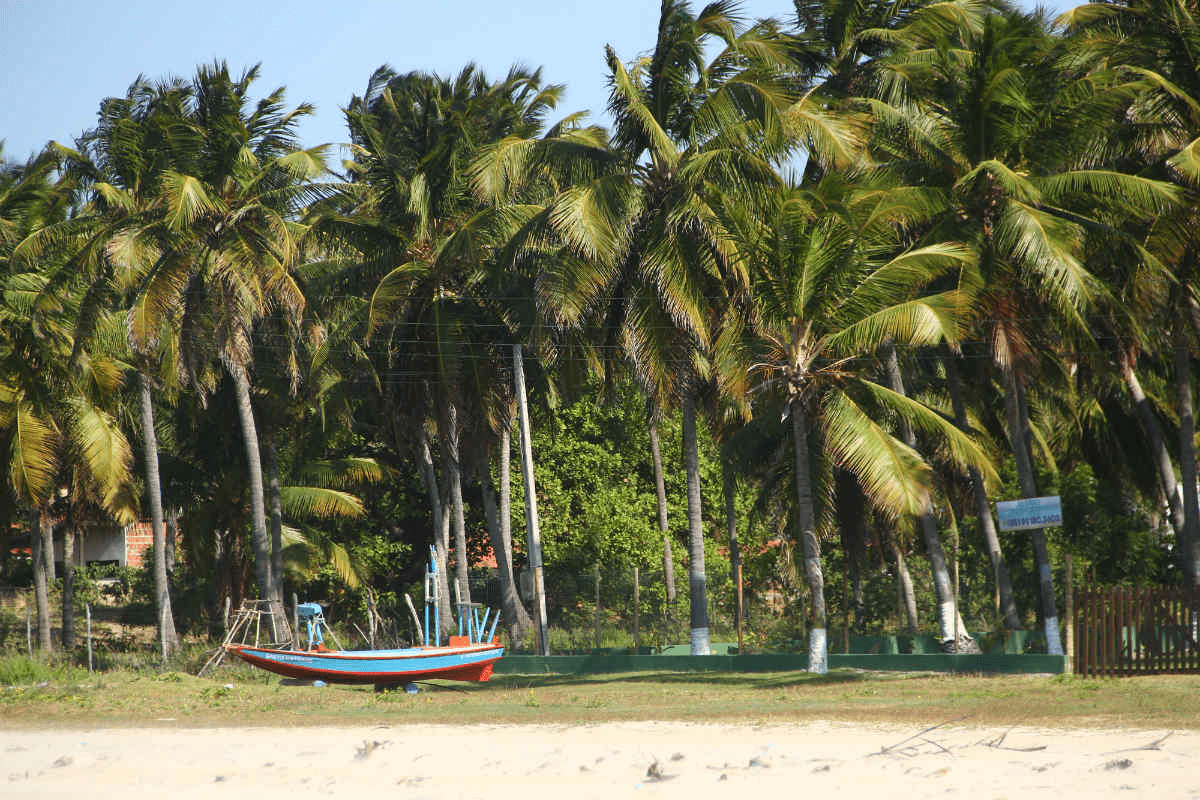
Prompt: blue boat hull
<box><xmin>226</xmin><ymin>642</ymin><xmax>504</xmax><ymax>684</ymax></box>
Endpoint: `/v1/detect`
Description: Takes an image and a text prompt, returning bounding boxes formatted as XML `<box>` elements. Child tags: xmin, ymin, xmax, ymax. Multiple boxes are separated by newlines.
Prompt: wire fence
<box><xmin>0</xmin><ymin>559</ymin><xmax>801</xmax><ymax>663</ymax></box>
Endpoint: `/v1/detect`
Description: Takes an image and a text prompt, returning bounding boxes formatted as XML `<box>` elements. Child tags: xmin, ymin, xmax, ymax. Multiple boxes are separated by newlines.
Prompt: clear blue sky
<box><xmin>1</xmin><ymin>0</ymin><xmax>1075</xmax><ymax>164</ymax></box>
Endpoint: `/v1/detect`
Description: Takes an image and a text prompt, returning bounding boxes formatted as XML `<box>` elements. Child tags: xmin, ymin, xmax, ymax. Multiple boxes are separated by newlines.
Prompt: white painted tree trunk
<box><xmin>792</xmin><ymin>403</ymin><xmax>826</xmax><ymax>673</ymax></box>
<box><xmin>1003</xmin><ymin>368</ymin><xmax>1063</xmax><ymax>656</ymax></box>
<box><xmin>682</xmin><ymin>390</ymin><xmax>710</xmax><ymax>656</ymax></box>
<box><xmin>945</xmin><ymin>353</ymin><xmax>1022</xmax><ymax>629</ymax></box>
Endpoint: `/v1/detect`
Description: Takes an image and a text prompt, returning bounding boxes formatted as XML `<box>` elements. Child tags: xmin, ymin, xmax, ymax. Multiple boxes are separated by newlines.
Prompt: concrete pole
<box><xmin>513</xmin><ymin>344</ymin><xmax>549</xmax><ymax>655</ymax></box>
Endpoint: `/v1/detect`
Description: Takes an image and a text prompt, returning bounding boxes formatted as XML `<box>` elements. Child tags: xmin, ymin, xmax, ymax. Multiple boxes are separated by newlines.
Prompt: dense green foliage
<box><xmin>4</xmin><ymin>0</ymin><xmax>1200</xmax><ymax>663</ymax></box>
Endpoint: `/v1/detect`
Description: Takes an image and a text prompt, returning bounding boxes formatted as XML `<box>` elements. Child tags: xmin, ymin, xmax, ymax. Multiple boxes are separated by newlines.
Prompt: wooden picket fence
<box><xmin>1073</xmin><ymin>586</ymin><xmax>1200</xmax><ymax>676</ymax></box>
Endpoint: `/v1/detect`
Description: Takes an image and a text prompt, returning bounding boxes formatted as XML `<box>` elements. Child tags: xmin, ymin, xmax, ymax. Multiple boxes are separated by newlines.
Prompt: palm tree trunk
<box><xmin>513</xmin><ymin>344</ymin><xmax>549</xmax><ymax>655</ymax></box>
<box><xmin>890</xmin><ymin>536</ymin><xmax>919</xmax><ymax>634</ymax></box>
<box><xmin>41</xmin><ymin>509</ymin><xmax>55</xmax><ymax>584</ymax></box>
<box><xmin>648</xmin><ymin>414</ymin><xmax>677</xmax><ymax>603</ymax></box>
<box><xmin>1002</xmin><ymin>367</ymin><xmax>1063</xmax><ymax>656</ymax></box>
<box><xmin>1174</xmin><ymin>326</ymin><xmax>1200</xmax><ymax>585</ymax></box>
<box><xmin>61</xmin><ymin>516</ymin><xmax>75</xmax><ymax>651</ymax></box>
<box><xmin>441</xmin><ymin>400</ymin><xmax>471</xmax><ymax>609</ymax></box>
<box><xmin>884</xmin><ymin>344</ymin><xmax>974</xmax><ymax>650</ymax></box>
<box><xmin>790</xmin><ymin>401</ymin><xmax>826</xmax><ymax>673</ymax></box>
<box><xmin>477</xmin><ymin>437</ymin><xmax>533</xmax><ymax>642</ymax></box>
<box><xmin>500</xmin><ymin>421</ymin><xmax>512</xmax><ymax>559</ymax></box>
<box><xmin>498</xmin><ymin>420</ymin><xmax>534</xmax><ymax>640</ymax></box>
<box><xmin>229</xmin><ymin>364</ymin><xmax>281</xmax><ymax>640</ymax></box>
<box><xmin>264</xmin><ymin>438</ymin><xmax>286</xmax><ymax>604</ymax></box>
<box><xmin>166</xmin><ymin>506</ymin><xmax>178</xmax><ymax>571</ymax></box>
<box><xmin>722</xmin><ymin>458</ymin><xmax>741</xmax><ymax>637</ymax></box>
<box><xmin>1119</xmin><ymin>349</ymin><xmax>1186</xmax><ymax>540</ymax></box>
<box><xmin>681</xmin><ymin>389</ymin><xmax>710</xmax><ymax>655</ymax></box>
<box><xmin>139</xmin><ymin>372</ymin><xmax>178</xmax><ymax>655</ymax></box>
<box><xmin>414</xmin><ymin>422</ymin><xmax>453</xmax><ymax>631</ymax></box>
<box><xmin>208</xmin><ymin>529</ymin><xmax>226</xmax><ymax>640</ymax></box>
<box><xmin>415</xmin><ymin>422</ymin><xmax>444</xmax><ymax>537</ymax></box>
<box><xmin>836</xmin><ymin>472</ymin><xmax>867</xmax><ymax>629</ymax></box>
<box><xmin>32</xmin><ymin>509</ymin><xmax>52</xmax><ymax>652</ymax></box>
<box><xmin>945</xmin><ymin>353</ymin><xmax>1022</xmax><ymax>629</ymax></box>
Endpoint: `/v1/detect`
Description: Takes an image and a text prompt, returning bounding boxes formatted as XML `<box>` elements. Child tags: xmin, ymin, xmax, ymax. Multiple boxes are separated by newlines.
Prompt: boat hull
<box><xmin>225</xmin><ymin>642</ymin><xmax>503</xmax><ymax>684</ymax></box>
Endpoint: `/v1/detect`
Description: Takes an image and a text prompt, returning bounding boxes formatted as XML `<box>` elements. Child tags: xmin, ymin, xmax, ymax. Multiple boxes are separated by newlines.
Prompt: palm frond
<box><xmin>1037</xmin><ymin>170</ymin><xmax>1180</xmax><ymax>216</ymax></box>
<box><xmin>366</xmin><ymin>261</ymin><xmax>429</xmax><ymax>340</ymax></box>
<box><xmin>279</xmin><ymin>486</ymin><xmax>366</xmax><ymax>519</ymax></box>
<box><xmin>855</xmin><ymin>378</ymin><xmax>1000</xmax><ymax>484</ymax></box>
<box><xmin>996</xmin><ymin>200</ymin><xmax>1094</xmax><ymax>311</ymax></box>
<box><xmin>295</xmin><ymin>457</ymin><xmax>386</xmax><ymax>489</ymax></box>
<box><xmin>160</xmin><ymin>170</ymin><xmax>217</xmax><ymax>231</ymax></box>
<box><xmin>66</xmin><ymin>396</ymin><xmax>135</xmax><ymax>521</ymax></box>
<box><xmin>8</xmin><ymin>398</ymin><xmax>58</xmax><ymax>506</ymax></box>
<box><xmin>821</xmin><ymin>388</ymin><xmax>931</xmax><ymax>518</ymax></box>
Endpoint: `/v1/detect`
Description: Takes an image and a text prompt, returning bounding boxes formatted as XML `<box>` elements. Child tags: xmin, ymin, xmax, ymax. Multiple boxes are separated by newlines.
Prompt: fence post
<box><xmin>633</xmin><ymin>566</ymin><xmax>640</xmax><ymax>652</ymax></box>
<box><xmin>1064</xmin><ymin>554</ymin><xmax>1074</xmax><ymax>673</ymax></box>
<box><xmin>842</xmin><ymin>570</ymin><xmax>850</xmax><ymax>654</ymax></box>
<box><xmin>735</xmin><ymin>562</ymin><xmax>743</xmax><ymax>654</ymax></box>
<box><xmin>86</xmin><ymin>603</ymin><xmax>93</xmax><ymax>673</ymax></box>
<box><xmin>594</xmin><ymin>564</ymin><xmax>601</xmax><ymax>651</ymax></box>
<box><xmin>367</xmin><ymin>587</ymin><xmax>377</xmax><ymax>649</ymax></box>
<box><xmin>293</xmin><ymin>593</ymin><xmax>300</xmax><ymax>650</ymax></box>
<box><xmin>161</xmin><ymin>592</ymin><xmax>168</xmax><ymax>663</ymax></box>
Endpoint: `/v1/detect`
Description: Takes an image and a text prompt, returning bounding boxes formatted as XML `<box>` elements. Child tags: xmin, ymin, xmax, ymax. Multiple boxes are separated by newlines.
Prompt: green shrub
<box><xmin>0</xmin><ymin>653</ymin><xmax>85</xmax><ymax>685</ymax></box>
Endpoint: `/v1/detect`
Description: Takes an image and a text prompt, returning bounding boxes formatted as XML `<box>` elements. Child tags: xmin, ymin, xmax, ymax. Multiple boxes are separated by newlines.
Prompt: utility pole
<box><xmin>513</xmin><ymin>344</ymin><xmax>549</xmax><ymax>655</ymax></box>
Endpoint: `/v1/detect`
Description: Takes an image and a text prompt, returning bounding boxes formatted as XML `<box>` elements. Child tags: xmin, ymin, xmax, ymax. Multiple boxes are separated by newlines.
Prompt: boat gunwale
<box><xmin>225</xmin><ymin>643</ymin><xmax>504</xmax><ymax>662</ymax></box>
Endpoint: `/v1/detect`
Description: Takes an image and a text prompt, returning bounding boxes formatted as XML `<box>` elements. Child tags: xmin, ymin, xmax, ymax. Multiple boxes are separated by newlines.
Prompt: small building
<box><xmin>6</xmin><ymin>520</ymin><xmax>166</xmax><ymax>570</ymax></box>
<box><xmin>56</xmin><ymin>520</ymin><xmax>159</xmax><ymax>568</ymax></box>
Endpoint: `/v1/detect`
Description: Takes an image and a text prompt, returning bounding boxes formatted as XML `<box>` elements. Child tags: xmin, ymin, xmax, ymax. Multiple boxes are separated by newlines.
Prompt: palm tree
<box><xmin>33</xmin><ymin>77</ymin><xmax>200</xmax><ymax>654</ymax></box>
<box><xmin>553</xmin><ymin>0</ymin><xmax>841</xmax><ymax>655</ymax></box>
<box><xmin>874</xmin><ymin>5</ymin><xmax>1178</xmax><ymax>647</ymax></box>
<box><xmin>350</xmin><ymin>63</ymin><xmax>558</xmax><ymax>638</ymax></box>
<box><xmin>1</xmin><ymin>149</ymin><xmax>139</xmax><ymax>653</ymax></box>
<box><xmin>779</xmin><ymin>0</ymin><xmax>994</xmax><ymax>647</ymax></box>
<box><xmin>126</xmin><ymin>63</ymin><xmax>329</xmax><ymax>626</ymax></box>
<box><xmin>0</xmin><ymin>147</ymin><xmax>62</xmax><ymax>651</ymax></box>
<box><xmin>1066</xmin><ymin>0</ymin><xmax>1200</xmax><ymax>583</ymax></box>
<box><xmin>734</xmin><ymin>176</ymin><xmax>994</xmax><ymax>672</ymax></box>
<box><xmin>881</xmin><ymin>341</ymin><xmax>977</xmax><ymax>649</ymax></box>
<box><xmin>471</xmin><ymin>0</ymin><xmax>860</xmax><ymax>655</ymax></box>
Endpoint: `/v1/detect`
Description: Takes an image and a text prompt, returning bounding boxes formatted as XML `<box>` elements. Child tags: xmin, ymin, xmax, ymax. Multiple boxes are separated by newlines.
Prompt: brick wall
<box><xmin>124</xmin><ymin>521</ymin><xmax>154</xmax><ymax>568</ymax></box>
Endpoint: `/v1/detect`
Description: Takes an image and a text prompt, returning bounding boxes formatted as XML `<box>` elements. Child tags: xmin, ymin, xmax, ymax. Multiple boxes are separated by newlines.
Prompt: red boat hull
<box><xmin>225</xmin><ymin>643</ymin><xmax>503</xmax><ymax>685</ymax></box>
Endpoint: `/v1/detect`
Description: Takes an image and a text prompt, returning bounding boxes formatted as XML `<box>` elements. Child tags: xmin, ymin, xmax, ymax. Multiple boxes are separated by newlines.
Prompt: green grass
<box><xmin>2</xmin><ymin>653</ymin><xmax>1199</xmax><ymax>730</ymax></box>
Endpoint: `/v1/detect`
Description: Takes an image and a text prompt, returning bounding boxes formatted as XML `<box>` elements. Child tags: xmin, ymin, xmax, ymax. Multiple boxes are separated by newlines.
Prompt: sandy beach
<box><xmin>3</xmin><ymin>720</ymin><xmax>1196</xmax><ymax>799</ymax></box>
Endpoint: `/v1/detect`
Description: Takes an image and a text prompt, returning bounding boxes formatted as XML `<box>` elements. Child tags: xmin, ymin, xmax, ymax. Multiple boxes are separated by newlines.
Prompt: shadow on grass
<box><xmin>486</xmin><ymin>669</ymin><xmax>873</xmax><ymax>691</ymax></box>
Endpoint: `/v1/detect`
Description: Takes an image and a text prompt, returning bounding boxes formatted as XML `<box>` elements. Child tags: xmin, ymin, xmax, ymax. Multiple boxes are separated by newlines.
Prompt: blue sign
<box><xmin>996</xmin><ymin>496</ymin><xmax>1062</xmax><ymax>531</ymax></box>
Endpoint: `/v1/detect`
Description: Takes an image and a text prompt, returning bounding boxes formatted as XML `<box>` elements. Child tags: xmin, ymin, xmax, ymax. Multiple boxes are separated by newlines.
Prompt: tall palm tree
<box><xmin>779</xmin><ymin>0</ymin><xmax>993</xmax><ymax>647</ymax></box>
<box><xmin>472</xmin><ymin>0</ymin><xmax>859</xmax><ymax>655</ymax></box>
<box><xmin>1066</xmin><ymin>0</ymin><xmax>1200</xmax><ymax>583</ymax></box>
<box><xmin>350</xmin><ymin>63</ymin><xmax>558</xmax><ymax>636</ymax></box>
<box><xmin>875</xmin><ymin>5</ymin><xmax>1177</xmax><ymax>647</ymax></box>
<box><xmin>553</xmin><ymin>0</ymin><xmax>845</xmax><ymax>655</ymax></box>
<box><xmin>1</xmin><ymin>149</ymin><xmax>139</xmax><ymax>653</ymax></box>
<box><xmin>733</xmin><ymin>175</ymin><xmax>993</xmax><ymax>672</ymax></box>
<box><xmin>126</xmin><ymin>63</ymin><xmax>329</xmax><ymax>624</ymax></box>
<box><xmin>0</xmin><ymin>147</ymin><xmax>62</xmax><ymax>651</ymax></box>
<box><xmin>31</xmin><ymin>77</ymin><xmax>200</xmax><ymax>654</ymax></box>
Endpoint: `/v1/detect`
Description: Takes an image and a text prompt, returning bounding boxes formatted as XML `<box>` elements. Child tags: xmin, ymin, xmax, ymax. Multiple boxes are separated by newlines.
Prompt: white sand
<box><xmin>2</xmin><ymin>721</ymin><xmax>1196</xmax><ymax>799</ymax></box>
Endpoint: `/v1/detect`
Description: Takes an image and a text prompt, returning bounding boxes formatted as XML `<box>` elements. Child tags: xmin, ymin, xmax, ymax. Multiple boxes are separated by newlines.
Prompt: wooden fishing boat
<box><xmin>223</xmin><ymin>547</ymin><xmax>503</xmax><ymax>687</ymax></box>
<box><xmin>225</xmin><ymin>638</ymin><xmax>504</xmax><ymax>684</ymax></box>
